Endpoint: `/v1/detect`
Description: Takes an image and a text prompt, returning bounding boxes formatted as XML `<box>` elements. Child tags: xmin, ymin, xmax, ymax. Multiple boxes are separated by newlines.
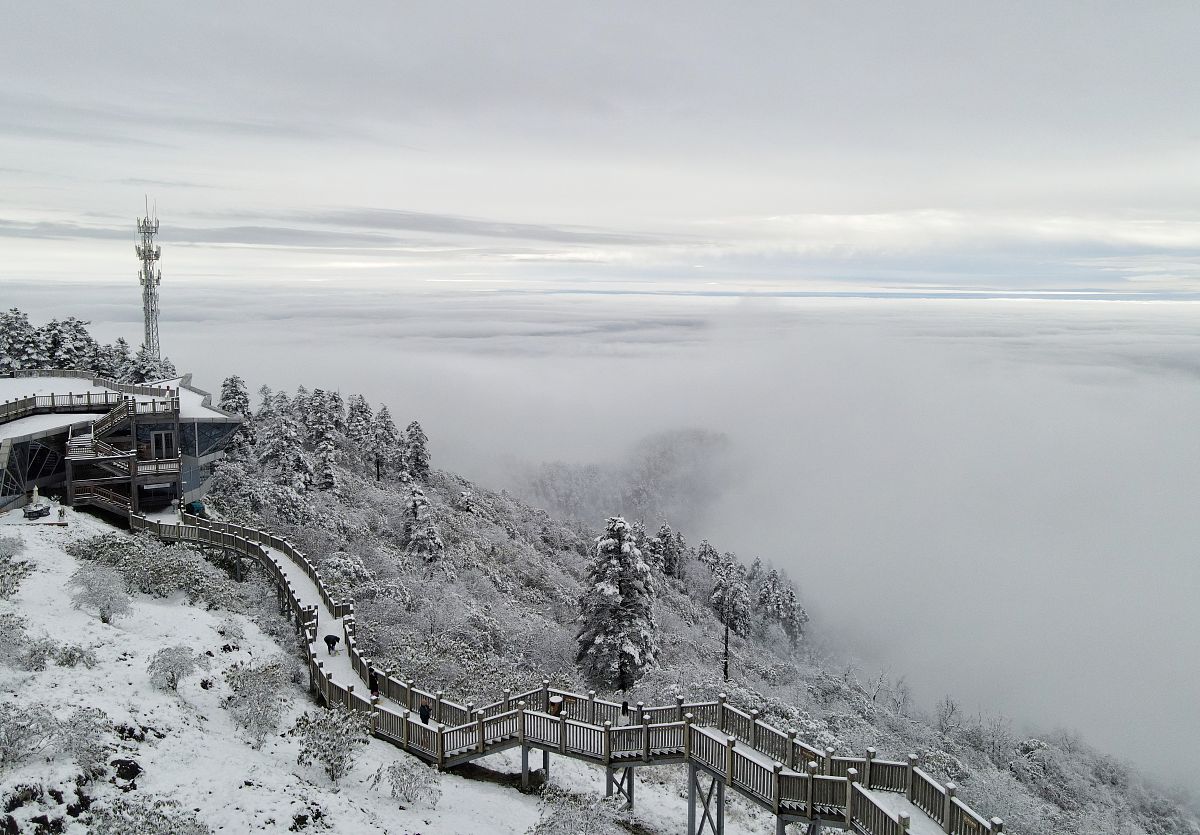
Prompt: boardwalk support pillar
<box><xmin>520</xmin><ymin>745</ymin><xmax>529</xmax><ymax>789</ymax></box>
<box><xmin>688</xmin><ymin>763</ymin><xmax>724</xmax><ymax>835</ymax></box>
<box><xmin>606</xmin><ymin>765</ymin><xmax>635</xmax><ymax>808</ymax></box>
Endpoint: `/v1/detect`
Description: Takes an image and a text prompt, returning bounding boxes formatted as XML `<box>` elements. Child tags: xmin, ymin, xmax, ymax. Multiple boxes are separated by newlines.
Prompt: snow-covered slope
<box><xmin>0</xmin><ymin>510</ymin><xmax>544</xmax><ymax>834</ymax></box>
<box><xmin>0</xmin><ymin>509</ymin><xmax>790</xmax><ymax>835</ymax></box>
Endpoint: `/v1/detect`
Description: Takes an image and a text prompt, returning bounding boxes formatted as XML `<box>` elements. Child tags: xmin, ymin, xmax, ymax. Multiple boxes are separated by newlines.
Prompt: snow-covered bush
<box><xmin>58</xmin><ymin>706</ymin><xmax>113</xmax><ymax>775</ymax></box>
<box><xmin>288</xmin><ymin>705</ymin><xmax>371</xmax><ymax>784</ymax></box>
<box><xmin>68</xmin><ymin>564</ymin><xmax>131</xmax><ymax>624</ymax></box>
<box><xmin>0</xmin><ymin>701</ymin><xmax>56</xmax><ymax>771</ymax></box>
<box><xmin>17</xmin><ymin>637</ymin><xmax>58</xmax><ymax>671</ymax></box>
<box><xmin>53</xmin><ymin>642</ymin><xmax>97</xmax><ymax>668</ymax></box>
<box><xmin>89</xmin><ymin>795</ymin><xmax>211</xmax><ymax>835</ymax></box>
<box><xmin>369</xmin><ymin>755</ymin><xmax>442</xmax><ymax>808</ymax></box>
<box><xmin>528</xmin><ymin>787</ymin><xmax>631</xmax><ymax>835</ymax></box>
<box><xmin>147</xmin><ymin>645</ymin><xmax>206</xmax><ymax>692</ymax></box>
<box><xmin>223</xmin><ymin>656</ymin><xmax>292</xmax><ymax>748</ymax></box>
<box><xmin>0</xmin><ymin>534</ymin><xmax>30</xmax><ymax>598</ymax></box>
<box><xmin>215</xmin><ymin>615</ymin><xmax>245</xmax><ymax>641</ymax></box>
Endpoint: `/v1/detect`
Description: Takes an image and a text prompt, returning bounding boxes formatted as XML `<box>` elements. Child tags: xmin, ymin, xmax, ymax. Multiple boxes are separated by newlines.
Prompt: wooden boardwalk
<box><xmin>128</xmin><ymin>512</ymin><xmax>1005</xmax><ymax>835</ymax></box>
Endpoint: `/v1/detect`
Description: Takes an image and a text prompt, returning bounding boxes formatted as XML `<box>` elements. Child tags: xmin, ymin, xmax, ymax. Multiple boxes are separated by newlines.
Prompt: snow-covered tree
<box><xmin>219</xmin><ymin>374</ymin><xmax>251</xmax><ymax>415</ymax></box>
<box><xmin>68</xmin><ymin>564</ymin><xmax>131</xmax><ymax>624</ymax></box>
<box><xmin>258</xmin><ymin>417</ymin><xmax>312</xmax><ymax>492</ymax></box>
<box><xmin>288</xmin><ymin>705</ymin><xmax>371</xmax><ymax>784</ymax></box>
<box><xmin>404</xmin><ymin>420</ymin><xmax>430</xmax><ymax>480</ymax></box>
<box><xmin>372</xmin><ymin>406</ymin><xmax>402</xmax><ymax>481</ymax></box>
<box><xmin>97</xmin><ymin>337</ymin><xmax>133</xmax><ymax>380</ymax></box>
<box><xmin>256</xmin><ymin>384</ymin><xmax>274</xmax><ymax>416</ymax></box>
<box><xmin>0</xmin><ymin>308</ymin><xmax>41</xmax><ymax>372</ymax></box>
<box><xmin>125</xmin><ymin>344</ymin><xmax>177</xmax><ymax>383</ymax></box>
<box><xmin>314</xmin><ymin>437</ymin><xmax>338</xmax><ymax>491</ymax></box>
<box><xmin>754</xmin><ymin>568</ymin><xmax>808</xmax><ymax>647</ymax></box>
<box><xmin>223</xmin><ymin>656</ymin><xmax>292</xmax><ymax>748</ymax></box>
<box><xmin>147</xmin><ymin>645</ymin><xmax>205</xmax><ymax>691</ymax></box>
<box><xmin>576</xmin><ymin>516</ymin><xmax>659</xmax><ymax>690</ymax></box>
<box><xmin>292</xmin><ymin>384</ymin><xmax>310</xmax><ymax>421</ymax></box>
<box><xmin>404</xmin><ymin>488</ymin><xmax>444</xmax><ymax>562</ymax></box>
<box><xmin>40</xmin><ymin>316</ymin><xmax>100</xmax><ymax>370</ymax></box>
<box><xmin>709</xmin><ymin>554</ymin><xmax>751</xmax><ymax>681</ymax></box>
<box><xmin>647</xmin><ymin>523</ymin><xmax>685</xmax><ymax>578</ymax></box>
<box><xmin>697</xmin><ymin>539</ymin><xmax>720</xmax><ymax>570</ymax></box>
<box><xmin>345</xmin><ymin>394</ymin><xmax>374</xmax><ymax>449</ymax></box>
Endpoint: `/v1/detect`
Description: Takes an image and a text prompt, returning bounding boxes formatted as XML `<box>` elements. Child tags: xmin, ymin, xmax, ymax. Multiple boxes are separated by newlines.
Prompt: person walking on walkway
<box><xmin>368</xmin><ymin>668</ymin><xmax>380</xmax><ymax>697</ymax></box>
<box><xmin>418</xmin><ymin>700</ymin><xmax>432</xmax><ymax>725</ymax></box>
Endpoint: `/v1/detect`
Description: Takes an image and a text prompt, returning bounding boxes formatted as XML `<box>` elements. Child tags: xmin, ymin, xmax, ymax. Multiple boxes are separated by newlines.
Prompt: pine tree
<box><xmin>315</xmin><ymin>438</ymin><xmax>338</xmax><ymax>491</ymax></box>
<box><xmin>97</xmin><ymin>338</ymin><xmax>133</xmax><ymax>380</ymax></box>
<box><xmin>292</xmin><ymin>385</ymin><xmax>310</xmax><ymax>422</ymax></box>
<box><xmin>257</xmin><ymin>385</ymin><xmax>274</xmax><ymax>416</ymax></box>
<box><xmin>345</xmin><ymin>395</ymin><xmax>374</xmax><ymax>449</ymax></box>
<box><xmin>697</xmin><ymin>540</ymin><xmax>720</xmax><ymax>570</ymax></box>
<box><xmin>125</xmin><ymin>345</ymin><xmax>177</xmax><ymax>383</ymax></box>
<box><xmin>650</xmin><ymin>524</ymin><xmax>684</xmax><ymax>577</ymax></box>
<box><xmin>0</xmin><ymin>309</ymin><xmax>45</xmax><ymax>371</ymax></box>
<box><xmin>404</xmin><ymin>420</ymin><xmax>430</xmax><ymax>480</ymax></box>
<box><xmin>219</xmin><ymin>375</ymin><xmax>251</xmax><ymax>416</ymax></box>
<box><xmin>372</xmin><ymin>406</ymin><xmax>401</xmax><ymax>481</ymax></box>
<box><xmin>40</xmin><ymin>317</ymin><xmax>100</xmax><ymax>371</ymax></box>
<box><xmin>576</xmin><ymin>516</ymin><xmax>659</xmax><ymax>690</ymax></box>
<box><xmin>258</xmin><ymin>418</ymin><xmax>312</xmax><ymax>493</ymax></box>
<box><xmin>305</xmin><ymin>388</ymin><xmax>333</xmax><ymax>443</ymax></box>
<box><xmin>403</xmin><ymin>487</ymin><xmax>443</xmax><ymax>562</ymax></box>
<box><xmin>710</xmin><ymin>554</ymin><xmax>751</xmax><ymax>681</ymax></box>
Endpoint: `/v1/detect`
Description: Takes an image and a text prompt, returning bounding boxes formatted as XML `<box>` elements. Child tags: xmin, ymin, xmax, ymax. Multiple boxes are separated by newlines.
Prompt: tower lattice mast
<box><xmin>136</xmin><ymin>198</ymin><xmax>162</xmax><ymax>360</ymax></box>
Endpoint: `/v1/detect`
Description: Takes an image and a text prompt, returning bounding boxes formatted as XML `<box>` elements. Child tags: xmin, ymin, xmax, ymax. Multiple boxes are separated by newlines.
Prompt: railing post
<box><xmin>636</xmin><ymin>700</ymin><xmax>644</xmax><ymax>726</ymax></box>
<box><xmin>642</xmin><ymin>713</ymin><xmax>650</xmax><ymax>762</ymax></box>
<box><xmin>989</xmin><ymin>817</ymin><xmax>1004</xmax><ymax>833</ymax></box>
<box><xmin>603</xmin><ymin>720</ymin><xmax>612</xmax><ymax>764</ymax></box>
<box><xmin>370</xmin><ymin>697</ymin><xmax>380</xmax><ymax>735</ymax></box>
<box><xmin>898</xmin><ymin>812</ymin><xmax>911</xmax><ymax>832</ymax></box>
<box><xmin>541</xmin><ymin>679</ymin><xmax>550</xmax><ymax>710</ymax></box>
<box><xmin>717</xmin><ymin>692</ymin><xmax>727</xmax><ymax>729</ymax></box>
<box><xmin>504</xmin><ymin>687</ymin><xmax>512</xmax><ymax>710</ymax></box>
<box><xmin>906</xmin><ymin>753</ymin><xmax>918</xmax><ymax>801</ymax></box>
<box><xmin>517</xmin><ymin>701</ymin><xmax>526</xmax><ymax>744</ymax></box>
<box><xmin>676</xmin><ymin>695</ymin><xmax>684</xmax><ymax>721</ymax></box>
<box><xmin>346</xmin><ymin>685</ymin><xmax>354</xmax><ymax>710</ymax></box>
<box><xmin>845</xmin><ymin>767</ymin><xmax>858</xmax><ymax>826</ymax></box>
<box><xmin>787</xmin><ymin>729</ymin><xmax>798</xmax><ymax>769</ymax></box>
<box><xmin>683</xmin><ymin>713</ymin><xmax>693</xmax><ymax>760</ymax></box>
<box><xmin>824</xmin><ymin>746</ymin><xmax>836</xmax><ymax>775</ymax></box>
<box><xmin>943</xmin><ymin>782</ymin><xmax>957</xmax><ymax>833</ymax></box>
<box><xmin>750</xmin><ymin>709</ymin><xmax>760</xmax><ymax>748</ymax></box>
<box><xmin>726</xmin><ymin>737</ymin><xmax>736</xmax><ymax>783</ymax></box>
<box><xmin>588</xmin><ymin>690</ymin><xmax>597</xmax><ymax>723</ymax></box>
<box><xmin>436</xmin><ymin>724</ymin><xmax>445</xmax><ymax>769</ymax></box>
<box><xmin>435</xmin><ymin>690</ymin><xmax>444</xmax><ymax>723</ymax></box>
<box><xmin>772</xmin><ymin>762</ymin><xmax>783</xmax><ymax>813</ymax></box>
<box><xmin>559</xmin><ymin>712</ymin><xmax>567</xmax><ymax>754</ymax></box>
<box><xmin>806</xmin><ymin>761</ymin><xmax>818</xmax><ymax>815</ymax></box>
<box><xmin>477</xmin><ymin>710</ymin><xmax>486</xmax><ymax>754</ymax></box>
<box><xmin>865</xmin><ymin>746</ymin><xmax>876</xmax><ymax>788</ymax></box>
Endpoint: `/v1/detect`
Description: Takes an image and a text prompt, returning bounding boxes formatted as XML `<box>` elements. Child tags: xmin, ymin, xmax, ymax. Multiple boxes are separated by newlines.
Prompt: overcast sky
<box><xmin>2</xmin><ymin>1</ymin><xmax>1199</xmax><ymax>294</ymax></box>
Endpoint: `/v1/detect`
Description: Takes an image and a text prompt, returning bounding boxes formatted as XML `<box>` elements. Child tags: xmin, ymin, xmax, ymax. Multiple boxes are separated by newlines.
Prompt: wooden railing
<box><xmin>8</xmin><ymin>368</ymin><xmax>175</xmax><ymax>398</ymax></box>
<box><xmin>116</xmin><ymin>509</ymin><xmax>1005</xmax><ymax>835</ymax></box>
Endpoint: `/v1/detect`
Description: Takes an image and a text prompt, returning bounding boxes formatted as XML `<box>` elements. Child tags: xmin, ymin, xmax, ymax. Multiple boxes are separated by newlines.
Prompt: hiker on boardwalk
<box><xmin>368</xmin><ymin>668</ymin><xmax>380</xmax><ymax>697</ymax></box>
<box><xmin>323</xmin><ymin>634</ymin><xmax>340</xmax><ymax>655</ymax></box>
<box><xmin>418</xmin><ymin>699</ymin><xmax>432</xmax><ymax>725</ymax></box>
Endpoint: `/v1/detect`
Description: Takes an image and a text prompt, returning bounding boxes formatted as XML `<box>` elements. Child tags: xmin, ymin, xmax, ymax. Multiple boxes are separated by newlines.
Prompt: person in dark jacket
<box><xmin>418</xmin><ymin>700</ymin><xmax>432</xmax><ymax>725</ymax></box>
<box><xmin>323</xmin><ymin>634</ymin><xmax>340</xmax><ymax>655</ymax></box>
<box><xmin>368</xmin><ymin>668</ymin><xmax>380</xmax><ymax>697</ymax></box>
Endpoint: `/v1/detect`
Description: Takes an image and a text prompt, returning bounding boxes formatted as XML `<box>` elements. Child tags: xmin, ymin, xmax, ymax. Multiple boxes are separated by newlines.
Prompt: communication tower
<box><xmin>136</xmin><ymin>198</ymin><xmax>162</xmax><ymax>360</ymax></box>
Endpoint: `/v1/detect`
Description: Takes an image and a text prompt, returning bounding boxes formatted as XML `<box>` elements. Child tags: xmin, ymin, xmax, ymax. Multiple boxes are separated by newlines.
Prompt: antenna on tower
<box><xmin>136</xmin><ymin>198</ymin><xmax>163</xmax><ymax>361</ymax></box>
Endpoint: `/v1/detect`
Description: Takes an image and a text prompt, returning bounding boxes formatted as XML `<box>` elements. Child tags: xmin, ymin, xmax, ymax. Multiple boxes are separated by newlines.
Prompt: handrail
<box><xmin>117</xmin><ymin>509</ymin><xmax>1004</xmax><ymax>834</ymax></box>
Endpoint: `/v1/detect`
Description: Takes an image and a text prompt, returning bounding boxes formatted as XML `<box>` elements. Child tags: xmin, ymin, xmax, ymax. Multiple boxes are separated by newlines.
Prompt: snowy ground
<box><xmin>0</xmin><ymin>377</ymin><xmax>110</xmax><ymax>400</ymax></box>
<box><xmin>0</xmin><ymin>508</ymin><xmax>789</xmax><ymax>834</ymax></box>
<box><xmin>0</xmin><ymin>411</ymin><xmax>104</xmax><ymax>442</ymax></box>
